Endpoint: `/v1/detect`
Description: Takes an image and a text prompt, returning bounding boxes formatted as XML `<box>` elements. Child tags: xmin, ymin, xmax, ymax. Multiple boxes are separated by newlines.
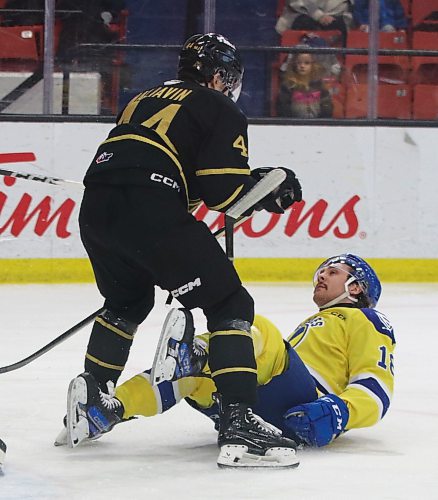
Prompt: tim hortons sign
<box><xmin>0</xmin><ymin>152</ymin><xmax>360</xmax><ymax>240</ymax></box>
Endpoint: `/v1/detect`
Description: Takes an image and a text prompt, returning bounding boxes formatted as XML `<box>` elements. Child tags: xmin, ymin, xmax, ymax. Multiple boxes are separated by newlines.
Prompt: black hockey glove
<box><xmin>252</xmin><ymin>167</ymin><xmax>302</xmax><ymax>214</ymax></box>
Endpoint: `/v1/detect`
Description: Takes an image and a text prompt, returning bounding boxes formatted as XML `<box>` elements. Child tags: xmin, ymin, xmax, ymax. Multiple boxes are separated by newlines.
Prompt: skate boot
<box><xmin>66</xmin><ymin>372</ymin><xmax>124</xmax><ymax>448</ymax></box>
<box><xmin>150</xmin><ymin>308</ymin><xmax>207</xmax><ymax>385</ymax></box>
<box><xmin>217</xmin><ymin>399</ymin><xmax>299</xmax><ymax>469</ymax></box>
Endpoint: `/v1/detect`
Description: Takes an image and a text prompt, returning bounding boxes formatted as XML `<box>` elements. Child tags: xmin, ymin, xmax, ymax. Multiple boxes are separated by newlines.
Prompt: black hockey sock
<box><xmin>84</xmin><ymin>310</ymin><xmax>138</xmax><ymax>387</ymax></box>
<box><xmin>209</xmin><ymin>329</ymin><xmax>257</xmax><ymax>406</ymax></box>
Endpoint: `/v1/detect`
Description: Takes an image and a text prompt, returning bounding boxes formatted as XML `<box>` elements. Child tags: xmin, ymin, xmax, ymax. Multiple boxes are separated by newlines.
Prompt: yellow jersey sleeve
<box><xmin>287</xmin><ymin>306</ymin><xmax>395</xmax><ymax>430</ymax></box>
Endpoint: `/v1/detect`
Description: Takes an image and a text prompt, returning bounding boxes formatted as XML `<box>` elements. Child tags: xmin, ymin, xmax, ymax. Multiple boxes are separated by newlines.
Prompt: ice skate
<box><xmin>66</xmin><ymin>372</ymin><xmax>124</xmax><ymax>448</ymax></box>
<box><xmin>150</xmin><ymin>308</ymin><xmax>207</xmax><ymax>385</ymax></box>
<box><xmin>54</xmin><ymin>414</ymin><xmax>103</xmax><ymax>447</ymax></box>
<box><xmin>217</xmin><ymin>401</ymin><xmax>299</xmax><ymax>469</ymax></box>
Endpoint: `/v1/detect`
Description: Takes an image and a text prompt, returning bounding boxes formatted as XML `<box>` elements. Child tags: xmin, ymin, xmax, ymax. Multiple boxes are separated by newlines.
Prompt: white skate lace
<box><xmin>247</xmin><ymin>408</ymin><xmax>282</xmax><ymax>436</ymax></box>
<box><xmin>99</xmin><ymin>381</ymin><xmax>122</xmax><ymax>410</ymax></box>
<box><xmin>193</xmin><ymin>337</ymin><xmax>207</xmax><ymax>356</ymax></box>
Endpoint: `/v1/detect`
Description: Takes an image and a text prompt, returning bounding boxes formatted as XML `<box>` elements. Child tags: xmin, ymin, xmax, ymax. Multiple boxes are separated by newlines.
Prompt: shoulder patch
<box><xmin>360</xmin><ymin>309</ymin><xmax>396</xmax><ymax>344</ymax></box>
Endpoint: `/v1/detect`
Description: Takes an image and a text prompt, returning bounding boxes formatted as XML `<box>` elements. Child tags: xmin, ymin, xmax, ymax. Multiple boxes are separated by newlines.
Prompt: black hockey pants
<box><xmin>79</xmin><ymin>183</ymin><xmax>257</xmax><ymax>403</ymax></box>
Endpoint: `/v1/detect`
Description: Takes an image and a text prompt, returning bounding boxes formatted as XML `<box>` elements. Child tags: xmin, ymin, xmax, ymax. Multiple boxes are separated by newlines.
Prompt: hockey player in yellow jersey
<box><xmin>60</xmin><ymin>254</ymin><xmax>395</xmax><ymax>453</ymax></box>
<box><xmin>283</xmin><ymin>253</ymin><xmax>395</xmax><ymax>445</ymax></box>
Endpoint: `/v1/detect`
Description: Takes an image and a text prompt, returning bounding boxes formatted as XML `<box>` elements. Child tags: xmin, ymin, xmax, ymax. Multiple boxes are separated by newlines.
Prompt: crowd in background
<box><xmin>0</xmin><ymin>0</ymin><xmax>437</xmax><ymax>119</ymax></box>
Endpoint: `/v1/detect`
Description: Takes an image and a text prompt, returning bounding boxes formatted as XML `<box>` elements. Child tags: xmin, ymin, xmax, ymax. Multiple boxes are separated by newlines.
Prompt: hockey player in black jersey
<box><xmin>65</xmin><ymin>33</ymin><xmax>302</xmax><ymax>467</ymax></box>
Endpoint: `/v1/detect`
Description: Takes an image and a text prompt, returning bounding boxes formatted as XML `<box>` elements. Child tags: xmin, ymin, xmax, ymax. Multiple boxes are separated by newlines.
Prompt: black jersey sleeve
<box><xmin>194</xmin><ymin>94</ymin><xmax>255</xmax><ymax>212</ymax></box>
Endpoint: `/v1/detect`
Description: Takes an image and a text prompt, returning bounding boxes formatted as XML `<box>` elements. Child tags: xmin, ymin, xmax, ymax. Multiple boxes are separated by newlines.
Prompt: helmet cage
<box><xmin>313</xmin><ymin>254</ymin><xmax>381</xmax><ymax>309</ymax></box>
<box><xmin>178</xmin><ymin>34</ymin><xmax>243</xmax><ymax>100</ymax></box>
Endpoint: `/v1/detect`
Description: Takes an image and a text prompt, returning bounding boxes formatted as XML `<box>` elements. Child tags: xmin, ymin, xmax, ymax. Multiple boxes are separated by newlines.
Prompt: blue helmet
<box><xmin>315</xmin><ymin>254</ymin><xmax>382</xmax><ymax>308</ymax></box>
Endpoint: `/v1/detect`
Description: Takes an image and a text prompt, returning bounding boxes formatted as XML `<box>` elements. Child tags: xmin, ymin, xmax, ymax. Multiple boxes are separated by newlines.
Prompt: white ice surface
<box><xmin>0</xmin><ymin>282</ymin><xmax>437</xmax><ymax>499</ymax></box>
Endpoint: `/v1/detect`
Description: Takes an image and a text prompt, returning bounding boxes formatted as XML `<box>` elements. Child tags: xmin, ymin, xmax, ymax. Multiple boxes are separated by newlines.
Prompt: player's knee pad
<box><xmin>204</xmin><ymin>286</ymin><xmax>254</xmax><ymax>333</ymax></box>
<box><xmin>99</xmin><ymin>309</ymin><xmax>138</xmax><ymax>335</ymax></box>
<box><xmin>103</xmin><ymin>294</ymin><xmax>155</xmax><ymax>324</ymax></box>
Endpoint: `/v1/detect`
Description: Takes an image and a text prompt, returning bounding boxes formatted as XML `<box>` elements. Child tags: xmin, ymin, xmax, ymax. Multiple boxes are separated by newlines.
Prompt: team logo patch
<box><xmin>96</xmin><ymin>152</ymin><xmax>113</xmax><ymax>164</ymax></box>
<box><xmin>288</xmin><ymin>316</ymin><xmax>325</xmax><ymax>346</ymax></box>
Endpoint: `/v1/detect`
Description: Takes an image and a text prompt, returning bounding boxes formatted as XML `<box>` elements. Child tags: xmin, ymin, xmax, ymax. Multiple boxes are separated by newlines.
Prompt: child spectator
<box><xmin>277</xmin><ymin>49</ymin><xmax>333</xmax><ymax>118</ymax></box>
<box><xmin>275</xmin><ymin>0</ymin><xmax>354</xmax><ymax>46</ymax></box>
<box><xmin>353</xmin><ymin>0</ymin><xmax>408</xmax><ymax>32</ymax></box>
<box><xmin>299</xmin><ymin>32</ymin><xmax>342</xmax><ymax>79</ymax></box>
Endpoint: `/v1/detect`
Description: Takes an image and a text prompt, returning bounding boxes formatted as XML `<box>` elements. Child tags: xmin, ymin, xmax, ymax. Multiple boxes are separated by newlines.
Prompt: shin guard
<box><xmin>209</xmin><ymin>320</ymin><xmax>257</xmax><ymax>406</ymax></box>
<box><xmin>84</xmin><ymin>309</ymin><xmax>138</xmax><ymax>386</ymax></box>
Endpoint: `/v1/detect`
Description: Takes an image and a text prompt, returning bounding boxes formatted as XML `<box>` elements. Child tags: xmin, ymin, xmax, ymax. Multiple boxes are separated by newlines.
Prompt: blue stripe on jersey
<box><xmin>157</xmin><ymin>380</ymin><xmax>177</xmax><ymax>412</ymax></box>
<box><xmin>360</xmin><ymin>309</ymin><xmax>396</xmax><ymax>345</ymax></box>
<box><xmin>351</xmin><ymin>377</ymin><xmax>390</xmax><ymax>417</ymax></box>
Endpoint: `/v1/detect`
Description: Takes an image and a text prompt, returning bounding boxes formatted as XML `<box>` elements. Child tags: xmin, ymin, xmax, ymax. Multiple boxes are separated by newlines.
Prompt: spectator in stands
<box><xmin>277</xmin><ymin>49</ymin><xmax>333</xmax><ymax>118</ymax></box>
<box><xmin>275</xmin><ymin>0</ymin><xmax>354</xmax><ymax>46</ymax></box>
<box><xmin>353</xmin><ymin>0</ymin><xmax>408</xmax><ymax>32</ymax></box>
<box><xmin>298</xmin><ymin>32</ymin><xmax>342</xmax><ymax>79</ymax></box>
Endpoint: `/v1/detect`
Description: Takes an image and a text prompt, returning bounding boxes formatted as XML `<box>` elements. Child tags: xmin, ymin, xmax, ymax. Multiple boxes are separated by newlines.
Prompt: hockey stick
<box><xmin>223</xmin><ymin>168</ymin><xmax>286</xmax><ymax>261</ymax></box>
<box><xmin>224</xmin><ymin>169</ymin><xmax>286</xmax><ymax>220</ymax></box>
<box><xmin>212</xmin><ymin>214</ymin><xmax>249</xmax><ymax>239</ymax></box>
<box><xmin>0</xmin><ymin>171</ymin><xmax>285</xmax><ymax>372</ymax></box>
<box><xmin>165</xmin><ymin>169</ymin><xmax>286</xmax><ymax>303</ymax></box>
<box><xmin>0</xmin><ymin>168</ymin><xmax>84</xmax><ymax>190</ymax></box>
<box><xmin>0</xmin><ymin>307</ymin><xmax>105</xmax><ymax>374</ymax></box>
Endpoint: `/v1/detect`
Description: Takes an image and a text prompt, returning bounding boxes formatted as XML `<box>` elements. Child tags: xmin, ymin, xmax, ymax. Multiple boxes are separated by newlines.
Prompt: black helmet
<box><xmin>177</xmin><ymin>33</ymin><xmax>244</xmax><ymax>101</ymax></box>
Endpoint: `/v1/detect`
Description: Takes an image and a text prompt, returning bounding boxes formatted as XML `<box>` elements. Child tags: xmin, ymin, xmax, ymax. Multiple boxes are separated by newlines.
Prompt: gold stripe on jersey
<box><xmin>196</xmin><ymin>168</ymin><xmax>251</xmax><ymax>176</ymax></box>
<box><xmin>145</xmin><ymin>127</ymin><xmax>178</xmax><ymax>155</ymax></box>
<box><xmin>95</xmin><ymin>316</ymin><xmax>135</xmax><ymax>340</ymax></box>
<box><xmin>210</xmin><ymin>330</ymin><xmax>253</xmax><ymax>339</ymax></box>
<box><xmin>211</xmin><ymin>367</ymin><xmax>258</xmax><ymax>378</ymax></box>
<box><xmin>188</xmin><ymin>198</ymin><xmax>202</xmax><ymax>213</ymax></box>
<box><xmin>208</xmin><ymin>185</ymin><xmax>244</xmax><ymax>211</ymax></box>
<box><xmin>102</xmin><ymin>133</ymin><xmax>189</xmax><ymax>206</ymax></box>
<box><xmin>85</xmin><ymin>353</ymin><xmax>124</xmax><ymax>371</ymax></box>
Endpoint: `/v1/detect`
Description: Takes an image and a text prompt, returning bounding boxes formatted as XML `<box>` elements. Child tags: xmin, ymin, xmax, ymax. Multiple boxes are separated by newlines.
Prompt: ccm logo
<box><xmin>171</xmin><ymin>277</ymin><xmax>201</xmax><ymax>298</ymax></box>
<box><xmin>150</xmin><ymin>173</ymin><xmax>180</xmax><ymax>192</ymax></box>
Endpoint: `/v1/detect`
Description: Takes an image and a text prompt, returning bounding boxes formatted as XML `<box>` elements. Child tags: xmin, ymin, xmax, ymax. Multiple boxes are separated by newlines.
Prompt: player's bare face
<box><xmin>313</xmin><ymin>264</ymin><xmax>352</xmax><ymax>307</ymax></box>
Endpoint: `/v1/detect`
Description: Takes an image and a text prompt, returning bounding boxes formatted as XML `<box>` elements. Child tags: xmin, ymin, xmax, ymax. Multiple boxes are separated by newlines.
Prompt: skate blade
<box><xmin>0</xmin><ymin>438</ymin><xmax>6</xmax><ymax>474</ymax></box>
<box><xmin>66</xmin><ymin>377</ymin><xmax>90</xmax><ymax>448</ymax></box>
<box><xmin>54</xmin><ymin>427</ymin><xmax>68</xmax><ymax>447</ymax></box>
<box><xmin>217</xmin><ymin>445</ymin><xmax>300</xmax><ymax>469</ymax></box>
<box><xmin>150</xmin><ymin>308</ymin><xmax>186</xmax><ymax>385</ymax></box>
<box><xmin>54</xmin><ymin>424</ymin><xmax>102</xmax><ymax>447</ymax></box>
